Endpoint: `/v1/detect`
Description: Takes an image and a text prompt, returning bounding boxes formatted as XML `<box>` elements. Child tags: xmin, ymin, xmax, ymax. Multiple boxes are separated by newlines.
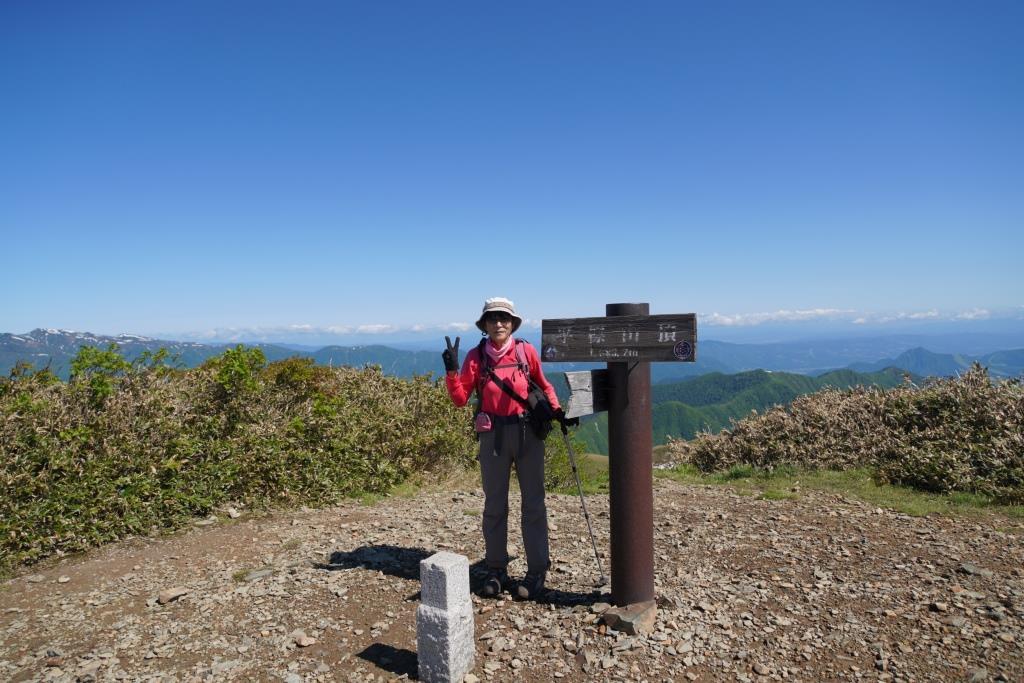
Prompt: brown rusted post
<box><xmin>606</xmin><ymin>302</ymin><xmax>655</xmax><ymax>607</ymax></box>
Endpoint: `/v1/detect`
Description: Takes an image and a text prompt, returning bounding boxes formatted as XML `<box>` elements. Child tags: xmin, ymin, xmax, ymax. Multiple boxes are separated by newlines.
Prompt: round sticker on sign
<box><xmin>673</xmin><ymin>340</ymin><xmax>692</xmax><ymax>360</ymax></box>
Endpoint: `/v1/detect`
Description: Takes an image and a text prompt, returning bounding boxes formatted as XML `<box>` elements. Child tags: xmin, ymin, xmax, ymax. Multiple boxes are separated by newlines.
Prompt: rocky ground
<box><xmin>2</xmin><ymin>478</ymin><xmax>1023</xmax><ymax>682</ymax></box>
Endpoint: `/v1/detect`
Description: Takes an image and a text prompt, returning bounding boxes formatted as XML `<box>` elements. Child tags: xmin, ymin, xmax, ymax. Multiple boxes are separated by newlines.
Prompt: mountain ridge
<box><xmin>2</xmin><ymin>328</ymin><xmax>1022</xmax><ymax>381</ymax></box>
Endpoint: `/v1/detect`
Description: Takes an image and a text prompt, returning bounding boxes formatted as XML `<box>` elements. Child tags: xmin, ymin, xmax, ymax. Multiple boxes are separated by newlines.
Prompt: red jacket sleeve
<box><xmin>524</xmin><ymin>342</ymin><xmax>561</xmax><ymax>412</ymax></box>
<box><xmin>445</xmin><ymin>346</ymin><xmax>481</xmax><ymax>408</ymax></box>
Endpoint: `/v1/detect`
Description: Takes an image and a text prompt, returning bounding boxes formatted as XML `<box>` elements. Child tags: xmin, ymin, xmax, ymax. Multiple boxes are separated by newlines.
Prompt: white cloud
<box><xmin>702</xmin><ymin>309</ymin><xmax>854</xmax><ymax>327</ymax></box>
<box><xmin>163</xmin><ymin>306</ymin><xmax>1016</xmax><ymax>342</ymax></box>
<box><xmin>908</xmin><ymin>310</ymin><xmax>940</xmax><ymax>320</ymax></box>
<box><xmin>874</xmin><ymin>310</ymin><xmax>940</xmax><ymax>323</ymax></box>
<box><xmin>356</xmin><ymin>324</ymin><xmax>397</xmax><ymax>335</ymax></box>
<box><xmin>700</xmin><ymin>307</ymin><xmax>1009</xmax><ymax>327</ymax></box>
<box><xmin>955</xmin><ymin>308</ymin><xmax>991</xmax><ymax>320</ymax></box>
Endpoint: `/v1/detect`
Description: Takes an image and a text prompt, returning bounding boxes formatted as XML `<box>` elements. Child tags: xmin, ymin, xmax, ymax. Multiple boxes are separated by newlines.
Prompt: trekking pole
<box><xmin>559</xmin><ymin>419</ymin><xmax>608</xmax><ymax>589</ymax></box>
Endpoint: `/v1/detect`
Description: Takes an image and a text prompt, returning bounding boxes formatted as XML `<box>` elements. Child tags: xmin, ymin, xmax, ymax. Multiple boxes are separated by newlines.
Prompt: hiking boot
<box><xmin>515</xmin><ymin>570</ymin><xmax>546</xmax><ymax>600</ymax></box>
<box><xmin>480</xmin><ymin>568</ymin><xmax>508</xmax><ymax>598</ymax></box>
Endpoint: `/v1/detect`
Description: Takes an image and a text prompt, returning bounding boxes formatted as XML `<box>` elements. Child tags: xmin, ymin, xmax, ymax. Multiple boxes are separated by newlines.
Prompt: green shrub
<box><xmin>209</xmin><ymin>344</ymin><xmax>266</xmax><ymax>397</ymax></box>
<box><xmin>70</xmin><ymin>343</ymin><xmax>131</xmax><ymax>406</ymax></box>
<box><xmin>0</xmin><ymin>346</ymin><xmax>476</xmax><ymax>572</ymax></box>
<box><xmin>667</xmin><ymin>364</ymin><xmax>1024</xmax><ymax>503</ymax></box>
<box><xmin>544</xmin><ymin>428</ymin><xmax>608</xmax><ymax>494</ymax></box>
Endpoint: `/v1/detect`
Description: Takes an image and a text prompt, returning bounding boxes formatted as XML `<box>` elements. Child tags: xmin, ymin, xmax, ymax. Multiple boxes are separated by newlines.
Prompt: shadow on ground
<box><xmin>540</xmin><ymin>585</ymin><xmax>611</xmax><ymax>607</ymax></box>
<box><xmin>357</xmin><ymin>642</ymin><xmax>417</xmax><ymax>678</ymax></box>
<box><xmin>314</xmin><ymin>544</ymin><xmax>608</xmax><ymax>606</ymax></box>
<box><xmin>314</xmin><ymin>544</ymin><xmax>432</xmax><ymax>580</ymax></box>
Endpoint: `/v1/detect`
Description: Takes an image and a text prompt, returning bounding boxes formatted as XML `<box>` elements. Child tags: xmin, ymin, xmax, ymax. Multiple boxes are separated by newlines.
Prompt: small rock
<box><xmin>157</xmin><ymin>587</ymin><xmax>189</xmax><ymax>605</ymax></box>
<box><xmin>291</xmin><ymin>629</ymin><xmax>316</xmax><ymax>647</ymax></box>
<box><xmin>244</xmin><ymin>569</ymin><xmax>273</xmax><ymax>582</ymax></box>
<box><xmin>601</xmin><ymin>600</ymin><xmax>657</xmax><ymax>636</ymax></box>
<box><xmin>929</xmin><ymin>601</ymin><xmax>949</xmax><ymax>613</ymax></box>
<box><xmin>612</xmin><ymin>638</ymin><xmax>636</xmax><ymax>653</ymax></box>
<box><xmin>463</xmin><ymin>674</ymin><xmax>479</xmax><ymax>683</ymax></box>
<box><xmin>575</xmin><ymin>649</ymin><xmax>598</xmax><ymax>669</ymax></box>
<box><xmin>57</xmin><ymin>576</ymin><xmax>70</xmax><ymax>584</ymax></box>
<box><xmin>958</xmin><ymin>563</ymin><xmax>994</xmax><ymax>578</ymax></box>
<box><xmin>26</xmin><ymin>574</ymin><xmax>45</xmax><ymax>583</ymax></box>
<box><xmin>967</xmin><ymin>668</ymin><xmax>988</xmax><ymax>682</ymax></box>
<box><xmin>753</xmin><ymin>663</ymin><xmax>770</xmax><ymax>676</ymax></box>
<box><xmin>227</xmin><ymin>507</ymin><xmax>241</xmax><ymax>519</ymax></box>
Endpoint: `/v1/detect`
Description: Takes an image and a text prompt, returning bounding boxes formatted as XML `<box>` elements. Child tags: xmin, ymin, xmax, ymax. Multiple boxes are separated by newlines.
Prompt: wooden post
<box><xmin>605</xmin><ymin>302</ymin><xmax>655</xmax><ymax>607</ymax></box>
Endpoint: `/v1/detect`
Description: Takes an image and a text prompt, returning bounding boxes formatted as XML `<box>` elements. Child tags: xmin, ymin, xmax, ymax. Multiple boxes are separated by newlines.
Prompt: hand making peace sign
<box><xmin>442</xmin><ymin>335</ymin><xmax>461</xmax><ymax>373</ymax></box>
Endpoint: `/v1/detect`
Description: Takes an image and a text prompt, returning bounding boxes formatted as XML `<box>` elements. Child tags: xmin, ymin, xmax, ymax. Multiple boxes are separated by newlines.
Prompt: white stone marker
<box><xmin>417</xmin><ymin>551</ymin><xmax>475</xmax><ymax>683</ymax></box>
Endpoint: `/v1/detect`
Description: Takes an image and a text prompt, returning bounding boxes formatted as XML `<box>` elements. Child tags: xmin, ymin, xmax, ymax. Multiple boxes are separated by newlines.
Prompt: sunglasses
<box><xmin>484</xmin><ymin>312</ymin><xmax>514</xmax><ymax>324</ymax></box>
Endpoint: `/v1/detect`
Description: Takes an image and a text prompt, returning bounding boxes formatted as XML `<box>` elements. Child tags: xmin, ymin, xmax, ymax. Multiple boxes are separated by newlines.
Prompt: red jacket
<box><xmin>446</xmin><ymin>339</ymin><xmax>561</xmax><ymax>417</ymax></box>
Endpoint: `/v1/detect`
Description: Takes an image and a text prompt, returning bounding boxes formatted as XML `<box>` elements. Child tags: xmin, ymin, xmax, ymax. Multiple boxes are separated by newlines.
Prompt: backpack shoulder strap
<box><xmin>514</xmin><ymin>339</ymin><xmax>531</xmax><ymax>381</ymax></box>
<box><xmin>476</xmin><ymin>338</ymin><xmax>489</xmax><ymax>390</ymax></box>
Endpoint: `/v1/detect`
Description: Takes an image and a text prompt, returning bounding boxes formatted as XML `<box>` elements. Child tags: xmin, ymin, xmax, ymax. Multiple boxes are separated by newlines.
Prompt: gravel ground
<box><xmin>2</xmin><ymin>478</ymin><xmax>1022</xmax><ymax>682</ymax></box>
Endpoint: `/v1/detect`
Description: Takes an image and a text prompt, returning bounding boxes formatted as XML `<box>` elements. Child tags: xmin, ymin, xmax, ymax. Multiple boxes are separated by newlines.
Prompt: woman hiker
<box><xmin>442</xmin><ymin>297</ymin><xmax>569</xmax><ymax>600</ymax></box>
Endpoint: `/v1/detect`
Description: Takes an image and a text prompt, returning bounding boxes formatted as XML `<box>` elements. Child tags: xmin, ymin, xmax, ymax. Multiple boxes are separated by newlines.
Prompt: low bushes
<box><xmin>667</xmin><ymin>365</ymin><xmax>1024</xmax><ymax>503</ymax></box>
<box><xmin>544</xmin><ymin>428</ymin><xmax>607</xmax><ymax>494</ymax></box>
<box><xmin>0</xmin><ymin>347</ymin><xmax>476</xmax><ymax>571</ymax></box>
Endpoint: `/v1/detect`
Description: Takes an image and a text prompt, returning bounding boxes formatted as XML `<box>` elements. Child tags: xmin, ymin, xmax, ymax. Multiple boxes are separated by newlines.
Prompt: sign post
<box><xmin>606</xmin><ymin>302</ymin><xmax>655</xmax><ymax>607</ymax></box>
<box><xmin>542</xmin><ymin>304</ymin><xmax>697</xmax><ymax>613</ymax></box>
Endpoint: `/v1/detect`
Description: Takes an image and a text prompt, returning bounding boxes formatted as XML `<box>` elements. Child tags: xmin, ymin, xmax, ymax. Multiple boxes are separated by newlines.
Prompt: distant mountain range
<box><xmin>847</xmin><ymin>346</ymin><xmax>1024</xmax><ymax>379</ymax></box>
<box><xmin>568</xmin><ymin>367</ymin><xmax>914</xmax><ymax>454</ymax></box>
<box><xmin>0</xmin><ymin>329</ymin><xmax>442</xmax><ymax>380</ymax></box>
<box><xmin>2</xmin><ymin>328</ymin><xmax>1022</xmax><ymax>381</ymax></box>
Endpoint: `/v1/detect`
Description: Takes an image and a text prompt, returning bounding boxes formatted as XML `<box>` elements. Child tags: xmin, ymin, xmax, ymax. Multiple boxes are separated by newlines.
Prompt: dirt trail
<box><xmin>2</xmin><ymin>479</ymin><xmax>1022</xmax><ymax>682</ymax></box>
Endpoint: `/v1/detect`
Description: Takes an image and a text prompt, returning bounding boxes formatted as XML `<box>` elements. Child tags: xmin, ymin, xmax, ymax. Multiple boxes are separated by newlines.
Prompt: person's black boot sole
<box><xmin>515</xmin><ymin>572</ymin><xmax>546</xmax><ymax>600</ymax></box>
<box><xmin>480</xmin><ymin>571</ymin><xmax>508</xmax><ymax>598</ymax></box>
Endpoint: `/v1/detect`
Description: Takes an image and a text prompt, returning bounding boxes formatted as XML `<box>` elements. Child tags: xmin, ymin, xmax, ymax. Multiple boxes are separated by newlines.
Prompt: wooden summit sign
<box><xmin>542</xmin><ymin>304</ymin><xmax>697</xmax><ymax>611</ymax></box>
<box><xmin>541</xmin><ymin>313</ymin><xmax>697</xmax><ymax>363</ymax></box>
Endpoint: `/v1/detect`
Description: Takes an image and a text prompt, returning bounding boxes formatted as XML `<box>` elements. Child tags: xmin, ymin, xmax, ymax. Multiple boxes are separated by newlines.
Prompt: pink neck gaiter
<box><xmin>485</xmin><ymin>337</ymin><xmax>514</xmax><ymax>364</ymax></box>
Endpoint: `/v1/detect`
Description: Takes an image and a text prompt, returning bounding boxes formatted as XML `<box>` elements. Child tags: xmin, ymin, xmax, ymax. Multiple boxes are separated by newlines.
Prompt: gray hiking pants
<box><xmin>478</xmin><ymin>415</ymin><xmax>550</xmax><ymax>574</ymax></box>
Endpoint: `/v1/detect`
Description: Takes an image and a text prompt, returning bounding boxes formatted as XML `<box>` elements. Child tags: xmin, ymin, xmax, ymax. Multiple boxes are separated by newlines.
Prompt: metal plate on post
<box><xmin>541</xmin><ymin>314</ymin><xmax>697</xmax><ymax>363</ymax></box>
<box><xmin>563</xmin><ymin>369</ymin><xmax>609</xmax><ymax>419</ymax></box>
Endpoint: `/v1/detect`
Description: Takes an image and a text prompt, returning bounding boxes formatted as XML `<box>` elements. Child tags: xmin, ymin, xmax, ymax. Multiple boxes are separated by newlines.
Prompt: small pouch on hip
<box><xmin>474</xmin><ymin>412</ymin><xmax>493</xmax><ymax>433</ymax></box>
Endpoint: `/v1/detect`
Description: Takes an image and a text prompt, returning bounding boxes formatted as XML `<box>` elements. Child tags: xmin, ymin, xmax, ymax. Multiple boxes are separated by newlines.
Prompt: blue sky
<box><xmin>2</xmin><ymin>1</ymin><xmax>1022</xmax><ymax>345</ymax></box>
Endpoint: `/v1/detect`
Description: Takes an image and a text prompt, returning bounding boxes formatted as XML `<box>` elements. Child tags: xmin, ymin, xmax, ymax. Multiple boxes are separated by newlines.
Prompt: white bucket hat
<box><xmin>475</xmin><ymin>297</ymin><xmax>523</xmax><ymax>333</ymax></box>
